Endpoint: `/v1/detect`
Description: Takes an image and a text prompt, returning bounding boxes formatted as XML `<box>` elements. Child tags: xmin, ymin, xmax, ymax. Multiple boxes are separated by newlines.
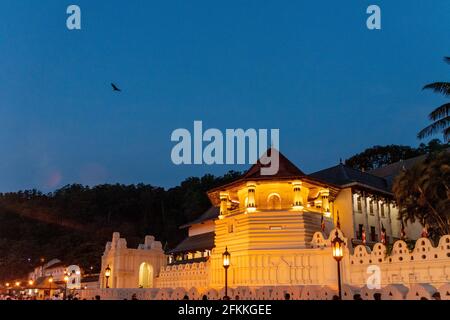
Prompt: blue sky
<box><xmin>0</xmin><ymin>1</ymin><xmax>449</xmax><ymax>192</ymax></box>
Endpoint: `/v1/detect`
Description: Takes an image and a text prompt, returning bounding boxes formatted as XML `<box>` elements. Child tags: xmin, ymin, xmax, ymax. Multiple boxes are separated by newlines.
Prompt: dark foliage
<box><xmin>0</xmin><ymin>171</ymin><xmax>241</xmax><ymax>282</ymax></box>
<box><xmin>345</xmin><ymin>139</ymin><xmax>448</xmax><ymax>171</ymax></box>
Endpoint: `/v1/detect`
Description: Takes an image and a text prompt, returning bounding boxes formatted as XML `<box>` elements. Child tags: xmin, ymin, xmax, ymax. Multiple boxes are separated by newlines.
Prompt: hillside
<box><xmin>0</xmin><ymin>171</ymin><xmax>241</xmax><ymax>281</ymax></box>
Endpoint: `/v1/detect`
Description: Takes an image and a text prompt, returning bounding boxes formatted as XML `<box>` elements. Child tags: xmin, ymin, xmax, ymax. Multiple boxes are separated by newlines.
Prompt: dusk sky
<box><xmin>0</xmin><ymin>0</ymin><xmax>449</xmax><ymax>192</ymax></box>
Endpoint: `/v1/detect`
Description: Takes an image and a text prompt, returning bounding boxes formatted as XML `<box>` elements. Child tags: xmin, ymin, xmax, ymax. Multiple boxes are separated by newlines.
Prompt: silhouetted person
<box><xmin>284</xmin><ymin>293</ymin><xmax>291</xmax><ymax>300</ymax></box>
<box><xmin>202</xmin><ymin>295</ymin><xmax>208</xmax><ymax>301</ymax></box>
<box><xmin>95</xmin><ymin>295</ymin><xmax>101</xmax><ymax>300</ymax></box>
<box><xmin>235</xmin><ymin>295</ymin><xmax>240</xmax><ymax>300</ymax></box>
<box><xmin>353</xmin><ymin>294</ymin><xmax>363</xmax><ymax>300</ymax></box>
<box><xmin>332</xmin><ymin>295</ymin><xmax>340</xmax><ymax>300</ymax></box>
<box><xmin>131</xmin><ymin>294</ymin><xmax>138</xmax><ymax>300</ymax></box>
<box><xmin>223</xmin><ymin>296</ymin><xmax>231</xmax><ymax>300</ymax></box>
<box><xmin>432</xmin><ymin>292</ymin><xmax>441</xmax><ymax>300</ymax></box>
<box><xmin>373</xmin><ymin>293</ymin><xmax>382</xmax><ymax>300</ymax></box>
<box><xmin>183</xmin><ymin>295</ymin><xmax>189</xmax><ymax>300</ymax></box>
<box><xmin>420</xmin><ymin>297</ymin><xmax>428</xmax><ymax>300</ymax></box>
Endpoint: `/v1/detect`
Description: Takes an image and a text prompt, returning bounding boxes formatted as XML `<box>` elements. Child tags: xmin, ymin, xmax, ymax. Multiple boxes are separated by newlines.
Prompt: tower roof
<box><xmin>241</xmin><ymin>148</ymin><xmax>305</xmax><ymax>180</ymax></box>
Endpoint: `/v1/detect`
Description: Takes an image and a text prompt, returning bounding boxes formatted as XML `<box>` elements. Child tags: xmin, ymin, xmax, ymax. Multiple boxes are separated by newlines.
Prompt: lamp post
<box><xmin>331</xmin><ymin>230</ymin><xmax>344</xmax><ymax>300</ymax></box>
<box><xmin>63</xmin><ymin>274</ymin><xmax>69</xmax><ymax>300</ymax></box>
<box><xmin>48</xmin><ymin>275</ymin><xmax>53</xmax><ymax>299</ymax></box>
<box><xmin>104</xmin><ymin>265</ymin><xmax>111</xmax><ymax>289</ymax></box>
<box><xmin>222</xmin><ymin>247</ymin><xmax>230</xmax><ymax>300</ymax></box>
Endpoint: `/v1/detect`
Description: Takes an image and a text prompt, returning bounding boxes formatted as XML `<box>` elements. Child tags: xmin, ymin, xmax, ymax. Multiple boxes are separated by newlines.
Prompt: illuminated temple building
<box><xmin>95</xmin><ymin>150</ymin><xmax>449</xmax><ymax>299</ymax></box>
<box><xmin>166</xmin><ymin>150</ymin><xmax>421</xmax><ymax>266</ymax></box>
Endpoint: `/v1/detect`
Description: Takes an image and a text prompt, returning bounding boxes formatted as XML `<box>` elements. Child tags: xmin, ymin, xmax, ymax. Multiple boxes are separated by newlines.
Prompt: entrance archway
<box><xmin>138</xmin><ymin>262</ymin><xmax>154</xmax><ymax>288</ymax></box>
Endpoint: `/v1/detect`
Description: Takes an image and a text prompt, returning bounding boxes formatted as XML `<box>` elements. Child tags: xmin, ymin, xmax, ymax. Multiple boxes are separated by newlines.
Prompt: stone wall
<box><xmin>156</xmin><ymin>261</ymin><xmax>209</xmax><ymax>289</ymax></box>
<box><xmin>75</xmin><ymin>283</ymin><xmax>450</xmax><ymax>300</ymax></box>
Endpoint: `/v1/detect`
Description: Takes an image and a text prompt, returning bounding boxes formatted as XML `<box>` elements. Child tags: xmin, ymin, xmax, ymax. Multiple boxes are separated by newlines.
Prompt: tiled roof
<box><xmin>180</xmin><ymin>207</ymin><xmax>219</xmax><ymax>229</ymax></box>
<box><xmin>241</xmin><ymin>148</ymin><xmax>305</xmax><ymax>180</ymax></box>
<box><xmin>369</xmin><ymin>154</ymin><xmax>428</xmax><ymax>189</ymax></box>
<box><xmin>309</xmin><ymin>163</ymin><xmax>391</xmax><ymax>193</ymax></box>
<box><xmin>168</xmin><ymin>232</ymin><xmax>215</xmax><ymax>254</ymax></box>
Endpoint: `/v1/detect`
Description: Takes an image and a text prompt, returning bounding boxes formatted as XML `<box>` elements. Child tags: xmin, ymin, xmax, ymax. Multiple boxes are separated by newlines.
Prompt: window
<box><xmin>370</xmin><ymin>226</ymin><xmax>377</xmax><ymax>242</ymax></box>
<box><xmin>369</xmin><ymin>201</ymin><xmax>374</xmax><ymax>214</ymax></box>
<box><xmin>380</xmin><ymin>203</ymin><xmax>385</xmax><ymax>218</ymax></box>
<box><xmin>267</xmin><ymin>193</ymin><xmax>282</xmax><ymax>210</ymax></box>
<box><xmin>228</xmin><ymin>220</ymin><xmax>236</xmax><ymax>233</ymax></box>
<box><xmin>357</xmin><ymin>197</ymin><xmax>362</xmax><ymax>211</ymax></box>
<box><xmin>357</xmin><ymin>224</ymin><xmax>364</xmax><ymax>240</ymax></box>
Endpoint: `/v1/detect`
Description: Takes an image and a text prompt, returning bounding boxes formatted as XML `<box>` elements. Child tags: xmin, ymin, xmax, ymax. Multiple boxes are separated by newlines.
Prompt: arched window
<box><xmin>267</xmin><ymin>193</ymin><xmax>282</xmax><ymax>210</ymax></box>
<box><xmin>138</xmin><ymin>262</ymin><xmax>154</xmax><ymax>288</ymax></box>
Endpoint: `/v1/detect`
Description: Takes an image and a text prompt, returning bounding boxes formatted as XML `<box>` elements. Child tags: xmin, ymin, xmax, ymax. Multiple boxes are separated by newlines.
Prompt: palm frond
<box><xmin>417</xmin><ymin>116</ymin><xmax>450</xmax><ymax>140</ymax></box>
<box><xmin>429</xmin><ymin>103</ymin><xmax>450</xmax><ymax>121</ymax></box>
<box><xmin>445</xmin><ymin>57</ymin><xmax>450</xmax><ymax>65</ymax></box>
<box><xmin>423</xmin><ymin>82</ymin><xmax>450</xmax><ymax>96</ymax></box>
<box><xmin>445</xmin><ymin>127</ymin><xmax>450</xmax><ymax>143</ymax></box>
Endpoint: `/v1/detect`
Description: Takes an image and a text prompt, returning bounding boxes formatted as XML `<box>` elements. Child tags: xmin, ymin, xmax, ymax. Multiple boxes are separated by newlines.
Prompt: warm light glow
<box><xmin>246</xmin><ymin>207</ymin><xmax>256</xmax><ymax>213</ymax></box>
<box><xmin>222</xmin><ymin>247</ymin><xmax>230</xmax><ymax>268</ymax></box>
<box><xmin>28</xmin><ymin>280</ymin><xmax>34</xmax><ymax>286</ymax></box>
<box><xmin>105</xmin><ymin>265</ymin><xmax>111</xmax><ymax>278</ymax></box>
<box><xmin>48</xmin><ymin>276</ymin><xmax>53</xmax><ymax>283</ymax></box>
<box><xmin>75</xmin><ymin>270</ymin><xmax>81</xmax><ymax>275</ymax></box>
<box><xmin>293</xmin><ymin>205</ymin><xmax>304</xmax><ymax>211</ymax></box>
<box><xmin>15</xmin><ymin>281</ymin><xmax>20</xmax><ymax>287</ymax></box>
<box><xmin>323</xmin><ymin>211</ymin><xmax>332</xmax><ymax>218</ymax></box>
<box><xmin>64</xmin><ymin>275</ymin><xmax>69</xmax><ymax>282</ymax></box>
<box><xmin>331</xmin><ymin>231</ymin><xmax>344</xmax><ymax>262</ymax></box>
<box><xmin>333</xmin><ymin>241</ymin><xmax>343</xmax><ymax>258</ymax></box>
<box><xmin>5</xmin><ymin>283</ymin><xmax>10</xmax><ymax>287</ymax></box>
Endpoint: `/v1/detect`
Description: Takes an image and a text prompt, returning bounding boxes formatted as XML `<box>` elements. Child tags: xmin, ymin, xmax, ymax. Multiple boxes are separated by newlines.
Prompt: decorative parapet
<box><xmin>156</xmin><ymin>261</ymin><xmax>210</xmax><ymax>289</ymax></box>
<box><xmin>348</xmin><ymin>235</ymin><xmax>450</xmax><ymax>288</ymax></box>
<box><xmin>350</xmin><ymin>235</ymin><xmax>450</xmax><ymax>265</ymax></box>
<box><xmin>75</xmin><ymin>282</ymin><xmax>450</xmax><ymax>300</ymax></box>
<box><xmin>310</xmin><ymin>229</ymin><xmax>348</xmax><ymax>249</ymax></box>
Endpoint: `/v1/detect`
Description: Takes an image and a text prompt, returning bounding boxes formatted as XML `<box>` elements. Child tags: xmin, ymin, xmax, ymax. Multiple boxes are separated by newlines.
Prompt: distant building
<box><xmin>28</xmin><ymin>259</ymin><xmax>66</xmax><ymax>283</ymax></box>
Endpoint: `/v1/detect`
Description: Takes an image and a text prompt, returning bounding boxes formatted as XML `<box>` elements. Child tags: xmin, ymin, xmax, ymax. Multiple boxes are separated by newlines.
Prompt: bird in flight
<box><xmin>111</xmin><ymin>83</ymin><xmax>121</xmax><ymax>92</ymax></box>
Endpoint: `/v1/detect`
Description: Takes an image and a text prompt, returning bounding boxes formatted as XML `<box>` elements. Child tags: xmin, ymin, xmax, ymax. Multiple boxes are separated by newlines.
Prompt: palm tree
<box><xmin>393</xmin><ymin>151</ymin><xmax>450</xmax><ymax>238</ymax></box>
<box><xmin>418</xmin><ymin>57</ymin><xmax>450</xmax><ymax>142</ymax></box>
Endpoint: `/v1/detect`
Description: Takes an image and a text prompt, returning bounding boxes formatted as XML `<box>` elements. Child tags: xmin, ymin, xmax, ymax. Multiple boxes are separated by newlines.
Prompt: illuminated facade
<box><xmin>93</xmin><ymin>149</ymin><xmax>448</xmax><ymax>299</ymax></box>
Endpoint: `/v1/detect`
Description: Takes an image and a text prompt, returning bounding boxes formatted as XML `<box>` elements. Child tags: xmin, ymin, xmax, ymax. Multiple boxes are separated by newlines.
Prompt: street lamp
<box><xmin>15</xmin><ymin>281</ymin><xmax>20</xmax><ymax>287</ymax></box>
<box><xmin>222</xmin><ymin>247</ymin><xmax>230</xmax><ymax>300</ymax></box>
<box><xmin>331</xmin><ymin>230</ymin><xmax>344</xmax><ymax>300</ymax></box>
<box><xmin>28</xmin><ymin>280</ymin><xmax>34</xmax><ymax>286</ymax></box>
<box><xmin>104</xmin><ymin>265</ymin><xmax>111</xmax><ymax>289</ymax></box>
<box><xmin>64</xmin><ymin>274</ymin><xmax>69</xmax><ymax>300</ymax></box>
<box><xmin>48</xmin><ymin>275</ymin><xmax>53</xmax><ymax>299</ymax></box>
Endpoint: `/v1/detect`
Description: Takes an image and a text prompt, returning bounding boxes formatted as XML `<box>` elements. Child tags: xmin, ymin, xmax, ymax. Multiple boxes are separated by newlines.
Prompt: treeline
<box><xmin>345</xmin><ymin>139</ymin><xmax>448</xmax><ymax>171</ymax></box>
<box><xmin>0</xmin><ymin>171</ymin><xmax>241</xmax><ymax>282</ymax></box>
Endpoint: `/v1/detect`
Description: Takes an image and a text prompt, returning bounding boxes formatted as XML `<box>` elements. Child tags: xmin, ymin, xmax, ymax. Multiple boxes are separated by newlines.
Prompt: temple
<box><xmin>92</xmin><ymin>149</ymin><xmax>449</xmax><ymax>299</ymax></box>
<box><xmin>167</xmin><ymin>149</ymin><xmax>421</xmax><ymax>267</ymax></box>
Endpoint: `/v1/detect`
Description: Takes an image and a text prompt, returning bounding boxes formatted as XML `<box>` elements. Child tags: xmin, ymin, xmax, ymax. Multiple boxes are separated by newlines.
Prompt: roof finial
<box><xmin>339</xmin><ymin>158</ymin><xmax>343</xmax><ymax>165</ymax></box>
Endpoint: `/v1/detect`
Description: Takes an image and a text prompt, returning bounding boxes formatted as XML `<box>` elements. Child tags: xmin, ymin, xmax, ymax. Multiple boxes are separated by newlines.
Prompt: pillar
<box><xmin>246</xmin><ymin>182</ymin><xmax>256</xmax><ymax>213</ymax></box>
<box><xmin>292</xmin><ymin>180</ymin><xmax>304</xmax><ymax>210</ymax></box>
